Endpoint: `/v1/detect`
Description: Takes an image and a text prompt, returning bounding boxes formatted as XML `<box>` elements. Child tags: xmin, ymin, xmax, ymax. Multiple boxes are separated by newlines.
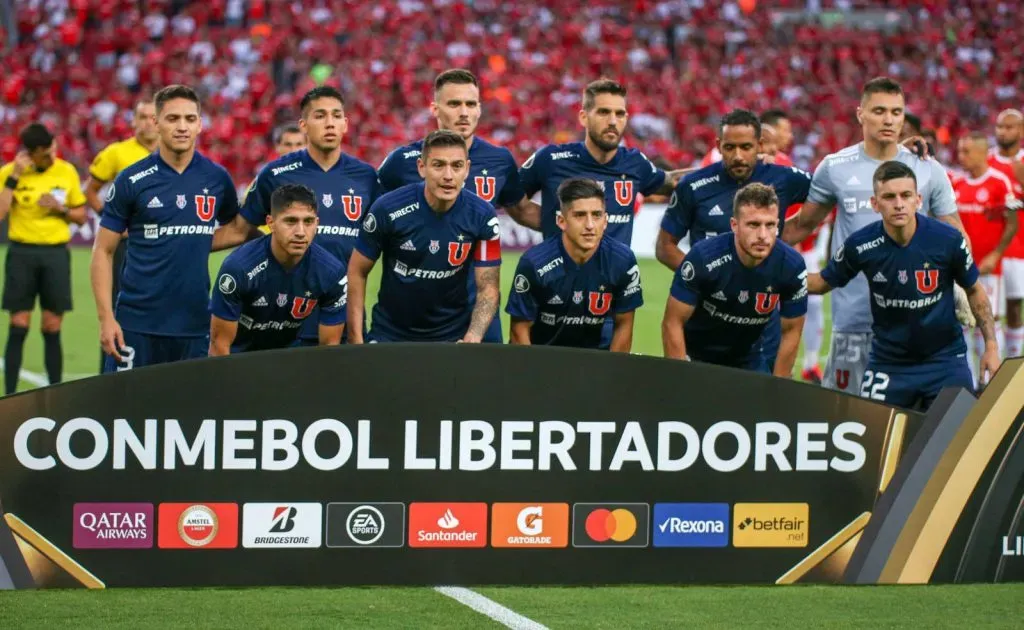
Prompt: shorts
<box><xmin>102</xmin><ymin>330</ymin><xmax>208</xmax><ymax>373</ymax></box>
<box><xmin>860</xmin><ymin>356</ymin><xmax>974</xmax><ymax>411</ymax></box>
<box><xmin>978</xmin><ymin>274</ymin><xmax>1005</xmax><ymax>318</ymax></box>
<box><xmin>823</xmin><ymin>331</ymin><xmax>873</xmax><ymax>394</ymax></box>
<box><xmin>2</xmin><ymin>242</ymin><xmax>72</xmax><ymax>314</ymax></box>
<box><xmin>1002</xmin><ymin>258</ymin><xmax>1024</xmax><ymax>300</ymax></box>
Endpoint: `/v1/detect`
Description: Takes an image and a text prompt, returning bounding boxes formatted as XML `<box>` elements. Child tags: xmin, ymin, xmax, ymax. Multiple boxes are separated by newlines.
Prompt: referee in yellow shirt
<box><xmin>84</xmin><ymin>100</ymin><xmax>157</xmax><ymax>370</ymax></box>
<box><xmin>0</xmin><ymin>123</ymin><xmax>88</xmax><ymax>394</ymax></box>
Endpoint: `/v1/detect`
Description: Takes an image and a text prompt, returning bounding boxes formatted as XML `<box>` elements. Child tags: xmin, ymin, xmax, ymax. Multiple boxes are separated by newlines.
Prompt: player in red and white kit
<box><xmin>955</xmin><ymin>131</ymin><xmax>1021</xmax><ymax>382</ymax></box>
<box><xmin>988</xmin><ymin>109</ymin><xmax>1024</xmax><ymax>357</ymax></box>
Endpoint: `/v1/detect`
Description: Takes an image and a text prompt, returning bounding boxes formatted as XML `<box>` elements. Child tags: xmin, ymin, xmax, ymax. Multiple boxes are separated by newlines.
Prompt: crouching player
<box><xmin>807</xmin><ymin>161</ymin><xmax>1000</xmax><ymax>409</ymax></box>
<box><xmin>209</xmin><ymin>184</ymin><xmax>347</xmax><ymax>354</ymax></box>
<box><xmin>506</xmin><ymin>177</ymin><xmax>643</xmax><ymax>350</ymax></box>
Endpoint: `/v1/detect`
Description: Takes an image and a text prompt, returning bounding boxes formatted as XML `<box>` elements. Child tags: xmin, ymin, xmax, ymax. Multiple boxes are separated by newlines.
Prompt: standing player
<box><xmin>989</xmin><ymin>109</ymin><xmax>1024</xmax><ymax>357</ymax></box>
<box><xmin>348</xmin><ymin>130</ymin><xmax>501</xmax><ymax>343</ymax></box>
<box><xmin>377</xmin><ymin>69</ymin><xmax>540</xmax><ymax>343</ymax></box>
<box><xmin>662</xmin><ymin>183</ymin><xmax>807</xmax><ymax>376</ymax></box>
<box><xmin>209</xmin><ymin>184</ymin><xmax>347</xmax><ymax>354</ymax></box>
<box><xmin>272</xmin><ymin>124</ymin><xmax>306</xmax><ymax>156</ymax></box>
<box><xmin>506</xmin><ymin>178</ymin><xmax>642</xmax><ymax>351</ymax></box>
<box><xmin>215</xmin><ymin>86</ymin><xmax>380</xmax><ymax>345</ymax></box>
<box><xmin>784</xmin><ymin>77</ymin><xmax>967</xmax><ymax>395</ymax></box>
<box><xmin>91</xmin><ymin>84</ymin><xmax>239</xmax><ymax>371</ymax></box>
<box><xmin>954</xmin><ymin>131</ymin><xmax>1020</xmax><ymax>382</ymax></box>
<box><xmin>0</xmin><ymin>123</ymin><xmax>88</xmax><ymax>394</ymax></box>
<box><xmin>807</xmin><ymin>162</ymin><xmax>998</xmax><ymax>410</ymax></box>
<box><xmin>85</xmin><ymin>99</ymin><xmax>158</xmax><ymax>370</ymax></box>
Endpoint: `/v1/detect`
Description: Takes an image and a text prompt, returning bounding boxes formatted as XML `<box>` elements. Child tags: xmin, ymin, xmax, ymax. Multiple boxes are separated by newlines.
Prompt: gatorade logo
<box><xmin>571</xmin><ymin>503</ymin><xmax>649</xmax><ymax>548</ymax></box>
<box><xmin>490</xmin><ymin>503</ymin><xmax>569</xmax><ymax>548</ymax></box>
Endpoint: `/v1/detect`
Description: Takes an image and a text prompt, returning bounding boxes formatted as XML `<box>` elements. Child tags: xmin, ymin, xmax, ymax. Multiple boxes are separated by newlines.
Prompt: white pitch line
<box><xmin>0</xmin><ymin>359</ymin><xmax>93</xmax><ymax>388</ymax></box>
<box><xmin>434</xmin><ymin>586</ymin><xmax>548</xmax><ymax>630</ymax></box>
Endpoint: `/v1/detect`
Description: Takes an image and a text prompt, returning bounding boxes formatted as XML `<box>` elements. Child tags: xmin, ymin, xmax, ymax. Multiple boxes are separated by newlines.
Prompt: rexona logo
<box><xmin>242</xmin><ymin>503</ymin><xmax>322</xmax><ymax>548</ymax></box>
<box><xmin>408</xmin><ymin>502</ymin><xmax>487</xmax><ymax>548</ymax></box>
<box><xmin>157</xmin><ymin>503</ymin><xmax>238</xmax><ymax>549</ymax></box>
<box><xmin>732</xmin><ymin>503</ymin><xmax>809</xmax><ymax>548</ymax></box>
<box><xmin>73</xmin><ymin>503</ymin><xmax>153</xmax><ymax>549</ymax></box>
<box><xmin>652</xmin><ymin>503</ymin><xmax>729</xmax><ymax>548</ymax></box>
<box><xmin>325</xmin><ymin>503</ymin><xmax>405</xmax><ymax>548</ymax></box>
<box><xmin>490</xmin><ymin>503</ymin><xmax>569</xmax><ymax>548</ymax></box>
<box><xmin>572</xmin><ymin>503</ymin><xmax>649</xmax><ymax>548</ymax></box>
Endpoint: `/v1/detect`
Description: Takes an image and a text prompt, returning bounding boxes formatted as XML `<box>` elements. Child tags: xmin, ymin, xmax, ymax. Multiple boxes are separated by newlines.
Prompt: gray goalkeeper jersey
<box><xmin>807</xmin><ymin>143</ymin><xmax>958</xmax><ymax>332</ymax></box>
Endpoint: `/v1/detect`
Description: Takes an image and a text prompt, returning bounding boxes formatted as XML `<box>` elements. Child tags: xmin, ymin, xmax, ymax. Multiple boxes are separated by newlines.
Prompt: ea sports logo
<box><xmin>346</xmin><ymin>505</ymin><xmax>385</xmax><ymax>545</ymax></box>
<box><xmin>584</xmin><ymin>508</ymin><xmax>637</xmax><ymax>543</ymax></box>
<box><xmin>178</xmin><ymin>505</ymin><xmax>219</xmax><ymax>547</ymax></box>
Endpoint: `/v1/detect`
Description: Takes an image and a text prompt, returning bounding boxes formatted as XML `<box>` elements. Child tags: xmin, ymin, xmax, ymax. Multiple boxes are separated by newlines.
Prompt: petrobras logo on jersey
<box><xmin>238</xmin><ymin>315</ymin><xmax>302</xmax><ymax>331</ymax></box>
<box><xmin>318</xmin><ymin>225</ymin><xmax>360</xmax><ymax>237</ymax></box>
<box><xmin>705</xmin><ymin>254</ymin><xmax>733</xmax><ymax>273</ymax></box>
<box><xmin>271</xmin><ymin>161</ymin><xmax>302</xmax><ymax>177</ymax></box>
<box><xmin>556</xmin><ymin>314</ymin><xmax>605</xmax><ymax>326</ymax></box>
<box><xmin>128</xmin><ymin>164</ymin><xmax>159</xmax><ymax>184</ymax></box>
<box><xmin>246</xmin><ymin>260</ymin><xmax>269</xmax><ymax>280</ymax></box>
<box><xmin>10</xmin><ymin>417</ymin><xmax>869</xmax><ymax>474</ymax></box>
<box><xmin>536</xmin><ymin>256</ymin><xmax>564</xmax><ymax>277</ymax></box>
<box><xmin>388</xmin><ymin>202</ymin><xmax>418</xmax><ymax>222</ymax></box>
<box><xmin>395</xmin><ymin>260</ymin><xmax>463</xmax><ymax>280</ymax></box>
<box><xmin>702</xmin><ymin>301</ymin><xmax>772</xmax><ymax>326</ymax></box>
<box><xmin>141</xmin><ymin>224</ymin><xmax>217</xmax><ymax>240</ymax></box>
<box><xmin>872</xmin><ymin>291</ymin><xmax>943</xmax><ymax>310</ymax></box>
<box><xmin>856</xmin><ymin>236</ymin><xmax>884</xmax><ymax>255</ymax></box>
<box><xmin>690</xmin><ymin>175</ymin><xmax>720</xmax><ymax>191</ymax></box>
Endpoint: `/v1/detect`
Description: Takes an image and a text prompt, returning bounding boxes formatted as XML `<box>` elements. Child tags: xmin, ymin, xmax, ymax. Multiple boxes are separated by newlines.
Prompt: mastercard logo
<box><xmin>572</xmin><ymin>503</ymin><xmax>649</xmax><ymax>548</ymax></box>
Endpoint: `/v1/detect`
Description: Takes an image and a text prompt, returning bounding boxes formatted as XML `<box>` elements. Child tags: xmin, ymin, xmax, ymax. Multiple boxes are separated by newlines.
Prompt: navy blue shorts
<box><xmin>860</xmin><ymin>356</ymin><xmax>974</xmax><ymax>410</ymax></box>
<box><xmin>102</xmin><ymin>330</ymin><xmax>208</xmax><ymax>373</ymax></box>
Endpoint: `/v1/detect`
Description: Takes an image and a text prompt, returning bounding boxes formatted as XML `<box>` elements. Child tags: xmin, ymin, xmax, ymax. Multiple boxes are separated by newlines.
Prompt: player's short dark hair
<box><xmin>964</xmin><ymin>130</ymin><xmax>989</xmax><ymax>146</ymax></box>
<box><xmin>270</xmin><ymin>183</ymin><xmax>317</xmax><ymax>216</ymax></box>
<box><xmin>273</xmin><ymin>124</ymin><xmax>302</xmax><ymax>145</ymax></box>
<box><xmin>557</xmin><ymin>178</ymin><xmax>605</xmax><ymax>211</ymax></box>
<box><xmin>19</xmin><ymin>123</ymin><xmax>54</xmax><ymax>151</ymax></box>
<box><xmin>903</xmin><ymin>112</ymin><xmax>923</xmax><ymax>136</ymax></box>
<box><xmin>300</xmin><ymin>86</ymin><xmax>345</xmax><ymax>116</ymax></box>
<box><xmin>434</xmin><ymin>69</ymin><xmax>478</xmax><ymax>93</ymax></box>
<box><xmin>760</xmin><ymin>109</ymin><xmax>789</xmax><ymax>127</ymax></box>
<box><xmin>421</xmin><ymin>129</ymin><xmax>467</xmax><ymax>158</ymax></box>
<box><xmin>154</xmin><ymin>84</ymin><xmax>201</xmax><ymax>114</ymax></box>
<box><xmin>872</xmin><ymin>161</ymin><xmax>918</xmax><ymax>191</ymax></box>
<box><xmin>733</xmin><ymin>183</ymin><xmax>778</xmax><ymax>219</ymax></box>
<box><xmin>861</xmin><ymin>76</ymin><xmax>904</xmax><ymax>102</ymax></box>
<box><xmin>720</xmin><ymin>109</ymin><xmax>762</xmax><ymax>139</ymax></box>
<box><xmin>582</xmin><ymin>78</ymin><xmax>627</xmax><ymax>111</ymax></box>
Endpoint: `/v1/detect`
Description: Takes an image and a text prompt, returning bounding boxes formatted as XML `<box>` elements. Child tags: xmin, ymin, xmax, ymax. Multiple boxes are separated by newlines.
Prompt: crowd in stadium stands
<box><xmin>1</xmin><ymin>0</ymin><xmax>1022</xmax><ymax>183</ymax></box>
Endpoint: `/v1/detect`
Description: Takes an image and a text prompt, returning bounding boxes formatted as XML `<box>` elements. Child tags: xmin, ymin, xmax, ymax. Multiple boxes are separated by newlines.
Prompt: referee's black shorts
<box><xmin>2</xmin><ymin>242</ymin><xmax>73</xmax><ymax>314</ymax></box>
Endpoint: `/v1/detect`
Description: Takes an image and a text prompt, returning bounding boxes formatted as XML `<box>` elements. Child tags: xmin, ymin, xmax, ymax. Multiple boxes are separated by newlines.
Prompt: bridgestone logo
<box><xmin>417</xmin><ymin>530</ymin><xmax>478</xmax><ymax>542</ymax></box>
<box><xmin>254</xmin><ymin>536</ymin><xmax>310</xmax><ymax>544</ymax></box>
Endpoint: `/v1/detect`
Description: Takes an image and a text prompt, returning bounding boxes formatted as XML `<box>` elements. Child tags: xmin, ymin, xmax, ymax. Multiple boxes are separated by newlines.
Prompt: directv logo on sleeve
<box><xmin>652</xmin><ymin>503</ymin><xmax>729</xmax><ymax>547</ymax></box>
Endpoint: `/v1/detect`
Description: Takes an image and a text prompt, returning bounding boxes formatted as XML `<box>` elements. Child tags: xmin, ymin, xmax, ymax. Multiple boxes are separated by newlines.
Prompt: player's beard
<box><xmin>588</xmin><ymin>127</ymin><xmax>621</xmax><ymax>153</ymax></box>
<box><xmin>997</xmin><ymin>137</ymin><xmax>1019</xmax><ymax>152</ymax></box>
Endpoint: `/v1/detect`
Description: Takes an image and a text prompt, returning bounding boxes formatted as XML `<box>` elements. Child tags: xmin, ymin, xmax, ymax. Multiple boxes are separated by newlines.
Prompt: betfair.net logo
<box><xmin>733</xmin><ymin>503</ymin><xmax>808</xmax><ymax>548</ymax></box>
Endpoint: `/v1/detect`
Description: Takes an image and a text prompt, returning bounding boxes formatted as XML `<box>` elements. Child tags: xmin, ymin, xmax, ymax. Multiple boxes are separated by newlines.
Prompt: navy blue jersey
<box><xmin>671</xmin><ymin>233</ymin><xmax>808</xmax><ymax>368</ymax></box>
<box><xmin>506</xmin><ymin>236</ymin><xmax>643</xmax><ymax>348</ymax></box>
<box><xmin>354</xmin><ymin>183</ymin><xmax>501</xmax><ymax>341</ymax></box>
<box><xmin>821</xmin><ymin>214</ymin><xmax>978</xmax><ymax>364</ymax></box>
<box><xmin>100</xmin><ymin>151</ymin><xmax>239</xmax><ymax>337</ymax></box>
<box><xmin>661</xmin><ymin>161</ymin><xmax>811</xmax><ymax>243</ymax></box>
<box><xmin>377</xmin><ymin>136</ymin><xmax>526</xmax><ymax>208</ymax></box>
<box><xmin>519</xmin><ymin>142</ymin><xmax>666</xmax><ymax>244</ymax></box>
<box><xmin>209</xmin><ymin>236</ymin><xmax>347</xmax><ymax>353</ymax></box>
<box><xmin>240</xmin><ymin>149</ymin><xmax>381</xmax><ymax>264</ymax></box>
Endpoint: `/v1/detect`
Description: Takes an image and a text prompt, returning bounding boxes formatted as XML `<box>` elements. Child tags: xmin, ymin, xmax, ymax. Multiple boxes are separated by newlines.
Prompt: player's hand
<box><xmin>100</xmin><ymin>317</ymin><xmax>126</xmax><ymax>362</ymax></box>
<box><xmin>978</xmin><ymin>252</ymin><xmax>999</xmax><ymax>275</ymax></box>
<box><xmin>757</xmin><ymin>153</ymin><xmax>776</xmax><ymax>164</ymax></box>
<box><xmin>953</xmin><ymin>285</ymin><xmax>976</xmax><ymax>327</ymax></box>
<box><xmin>458</xmin><ymin>333</ymin><xmax>483</xmax><ymax>344</ymax></box>
<box><xmin>10</xmin><ymin>151</ymin><xmax>32</xmax><ymax>178</ymax></box>
<box><xmin>37</xmin><ymin>193</ymin><xmax>62</xmax><ymax>212</ymax></box>
<box><xmin>980</xmin><ymin>344</ymin><xmax>1002</xmax><ymax>385</ymax></box>
<box><xmin>901</xmin><ymin>136</ymin><xmax>930</xmax><ymax>159</ymax></box>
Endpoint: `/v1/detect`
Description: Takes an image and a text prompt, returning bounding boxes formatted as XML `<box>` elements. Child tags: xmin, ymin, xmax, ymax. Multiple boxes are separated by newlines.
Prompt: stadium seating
<box><xmin>2</xmin><ymin>0</ymin><xmax>1022</xmax><ymax>182</ymax></box>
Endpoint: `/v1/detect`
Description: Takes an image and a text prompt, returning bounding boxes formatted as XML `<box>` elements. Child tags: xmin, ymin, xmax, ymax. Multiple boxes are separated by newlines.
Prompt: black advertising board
<box><xmin>0</xmin><ymin>344</ymin><xmax>922</xmax><ymax>587</ymax></box>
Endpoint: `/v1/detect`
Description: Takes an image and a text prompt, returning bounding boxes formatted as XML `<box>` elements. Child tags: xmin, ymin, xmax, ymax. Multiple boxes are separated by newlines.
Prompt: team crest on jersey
<box><xmin>738</xmin><ymin>290</ymin><xmax>749</xmax><ymax>304</ymax></box>
<box><xmin>277</xmin><ymin>293</ymin><xmax>288</xmax><ymax>307</ymax></box>
<box><xmin>448</xmin><ymin>242</ymin><xmax>472</xmax><ymax>266</ymax></box>
<box><xmin>322</xmin><ymin>193</ymin><xmax>334</xmax><ymax>208</ymax></box>
<box><xmin>474</xmin><ymin>176</ymin><xmax>496</xmax><ymax>202</ymax></box>
<box><xmin>429</xmin><ymin>240</ymin><xmax>440</xmax><ymax>254</ymax></box>
<box><xmin>291</xmin><ymin>297</ymin><xmax>318</xmax><ymax>319</ymax></box>
<box><xmin>977</xmin><ymin>188</ymin><xmax>990</xmax><ymax>203</ymax></box>
<box><xmin>898</xmin><ymin>270</ymin><xmax>908</xmax><ymax>284</ymax></box>
<box><xmin>573</xmin><ymin>291</ymin><xmax>583</xmax><ymax>304</ymax></box>
<box><xmin>915</xmin><ymin>269</ymin><xmax>939</xmax><ymax>294</ymax></box>
<box><xmin>195</xmin><ymin>195</ymin><xmax>216</xmax><ymax>221</ymax></box>
<box><xmin>613</xmin><ymin>180</ymin><xmax>634</xmax><ymax>206</ymax></box>
<box><xmin>754</xmin><ymin>292</ymin><xmax>780</xmax><ymax>314</ymax></box>
<box><xmin>176</xmin><ymin>195</ymin><xmax>187</xmax><ymax>209</ymax></box>
<box><xmin>342</xmin><ymin>194</ymin><xmax>363</xmax><ymax>220</ymax></box>
<box><xmin>588</xmin><ymin>292</ymin><xmax>612</xmax><ymax>316</ymax></box>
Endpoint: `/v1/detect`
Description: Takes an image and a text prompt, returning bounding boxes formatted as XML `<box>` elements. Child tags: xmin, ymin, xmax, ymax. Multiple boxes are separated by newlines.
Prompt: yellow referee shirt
<box><xmin>88</xmin><ymin>137</ymin><xmax>152</xmax><ymax>183</ymax></box>
<box><xmin>0</xmin><ymin>159</ymin><xmax>86</xmax><ymax>245</ymax></box>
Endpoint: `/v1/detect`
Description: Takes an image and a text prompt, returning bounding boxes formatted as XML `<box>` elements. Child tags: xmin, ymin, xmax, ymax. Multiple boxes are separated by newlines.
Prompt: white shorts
<box><xmin>822</xmin><ymin>332</ymin><xmax>873</xmax><ymax>394</ymax></box>
<box><xmin>1003</xmin><ymin>259</ymin><xmax>1024</xmax><ymax>300</ymax></box>
<box><xmin>978</xmin><ymin>274</ymin><xmax>1005</xmax><ymax>317</ymax></box>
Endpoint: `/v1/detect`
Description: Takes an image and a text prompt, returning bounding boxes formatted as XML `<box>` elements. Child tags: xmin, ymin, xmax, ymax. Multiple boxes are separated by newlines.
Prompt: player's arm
<box><xmin>954</xmin><ymin>233</ymin><xmax>999</xmax><ymax>379</ymax></box>
<box><xmin>346</xmin><ymin>250</ymin><xmax>375</xmax><ymax>344</ymax></box>
<box><xmin>655</xmin><ymin>184</ymin><xmax>694</xmax><ymax>271</ymax></box>
<box><xmin>783</xmin><ymin>200</ymin><xmax>835</xmax><ymax>245</ymax></box>
<box><xmin>926</xmin><ymin>159</ymin><xmax>972</xmax><ymax>249</ymax></box>
<box><xmin>661</xmin><ymin>258</ymin><xmax>701</xmax><ymax>359</ymax></box>
<box><xmin>214</xmin><ymin>214</ymin><xmax>264</xmax><ymax>250</ymax></box>
<box><xmin>610</xmin><ymin>259</ymin><xmax>643</xmax><ymax>353</ymax></box>
<box><xmin>85</xmin><ymin>176</ymin><xmax>108</xmax><ymax>213</ymax></box>
<box><xmin>651</xmin><ymin>167</ymin><xmax>695</xmax><ymax>196</ymax></box>
<box><xmin>465</xmin><ymin>265</ymin><xmax>500</xmax><ymax>343</ymax></box>
<box><xmin>208</xmin><ymin>316</ymin><xmax>238</xmax><ymax>357</ymax></box>
<box><xmin>980</xmin><ymin>194</ymin><xmax>1021</xmax><ymax>274</ymax></box>
<box><xmin>509</xmin><ymin>319</ymin><xmax>532</xmax><ymax>345</ymax></box>
<box><xmin>318</xmin><ymin>272</ymin><xmax>348</xmax><ymax>346</ymax></box>
<box><xmin>86</xmin><ymin>146</ymin><xmax>117</xmax><ymax>213</ymax></box>
<box><xmin>506</xmin><ymin>259</ymin><xmax>540</xmax><ymax>346</ymax></box>
<box><xmin>495</xmin><ymin>153</ymin><xmax>542</xmax><ymax>230</ymax></box>
<box><xmin>0</xmin><ymin>160</ymin><xmax>23</xmax><ymax>223</ymax></box>
<box><xmin>503</xmin><ymin>196</ymin><xmax>542</xmax><ymax>230</ymax></box>
<box><xmin>610</xmin><ymin>311</ymin><xmax>635</xmax><ymax>353</ymax></box>
<box><xmin>213</xmin><ymin>172</ymin><xmax>266</xmax><ymax>251</ymax></box>
<box><xmin>775</xmin><ymin>265</ymin><xmax>810</xmax><ymax>378</ymax></box>
<box><xmin>91</xmin><ymin>227</ymin><xmax>126</xmax><ymax>361</ymax></box>
<box><xmin>811</xmin><ymin>241</ymin><xmax>860</xmax><ymax>295</ymax></box>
